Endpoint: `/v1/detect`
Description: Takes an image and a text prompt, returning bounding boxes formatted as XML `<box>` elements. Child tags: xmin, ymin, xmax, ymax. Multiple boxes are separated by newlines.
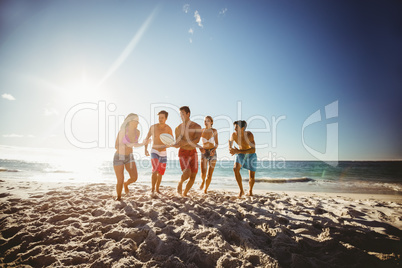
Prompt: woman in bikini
<box><xmin>113</xmin><ymin>113</ymin><xmax>147</xmax><ymax>201</ymax></box>
<box><xmin>199</xmin><ymin>116</ymin><xmax>219</xmax><ymax>194</ymax></box>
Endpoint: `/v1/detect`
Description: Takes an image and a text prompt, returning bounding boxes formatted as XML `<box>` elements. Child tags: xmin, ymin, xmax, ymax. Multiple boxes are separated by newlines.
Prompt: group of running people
<box><xmin>113</xmin><ymin>106</ymin><xmax>257</xmax><ymax>200</ymax></box>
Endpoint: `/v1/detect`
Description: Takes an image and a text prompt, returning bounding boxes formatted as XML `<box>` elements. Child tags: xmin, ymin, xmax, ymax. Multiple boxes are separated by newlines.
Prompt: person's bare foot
<box><xmin>238</xmin><ymin>190</ymin><xmax>245</xmax><ymax>198</ymax></box>
<box><xmin>177</xmin><ymin>182</ymin><xmax>183</xmax><ymax>195</ymax></box>
<box><xmin>123</xmin><ymin>182</ymin><xmax>129</xmax><ymax>194</ymax></box>
<box><xmin>114</xmin><ymin>196</ymin><xmax>122</xmax><ymax>201</ymax></box>
<box><xmin>246</xmin><ymin>190</ymin><xmax>253</xmax><ymax>196</ymax></box>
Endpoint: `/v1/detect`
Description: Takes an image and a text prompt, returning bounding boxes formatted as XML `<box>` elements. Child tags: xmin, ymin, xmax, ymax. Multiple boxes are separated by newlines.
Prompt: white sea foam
<box><xmin>1</xmin><ymin>145</ymin><xmax>401</xmax><ymax>195</ymax></box>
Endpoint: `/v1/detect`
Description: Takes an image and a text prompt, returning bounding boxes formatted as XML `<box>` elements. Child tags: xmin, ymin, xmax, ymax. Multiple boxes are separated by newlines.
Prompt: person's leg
<box><xmin>155</xmin><ymin>156</ymin><xmax>166</xmax><ymax>194</ymax></box>
<box><xmin>151</xmin><ymin>156</ymin><xmax>157</xmax><ymax>193</ymax></box>
<box><xmin>182</xmin><ymin>150</ymin><xmax>198</xmax><ymax>197</ymax></box>
<box><xmin>205</xmin><ymin>159</ymin><xmax>216</xmax><ymax>194</ymax></box>
<box><xmin>233</xmin><ymin>163</ymin><xmax>244</xmax><ymax>197</ymax></box>
<box><xmin>178</xmin><ymin>168</ymin><xmax>191</xmax><ymax>195</ymax></box>
<box><xmin>155</xmin><ymin>173</ymin><xmax>162</xmax><ymax>193</ymax></box>
<box><xmin>178</xmin><ymin>151</ymin><xmax>191</xmax><ymax>195</ymax></box>
<box><xmin>183</xmin><ymin>172</ymin><xmax>196</xmax><ymax>197</ymax></box>
<box><xmin>151</xmin><ymin>171</ymin><xmax>158</xmax><ymax>193</ymax></box>
<box><xmin>248</xmin><ymin>170</ymin><xmax>255</xmax><ymax>196</ymax></box>
<box><xmin>151</xmin><ymin>154</ymin><xmax>165</xmax><ymax>193</ymax></box>
<box><xmin>124</xmin><ymin>161</ymin><xmax>138</xmax><ymax>194</ymax></box>
<box><xmin>200</xmin><ymin>157</ymin><xmax>207</xmax><ymax>190</ymax></box>
<box><xmin>113</xmin><ymin>165</ymin><xmax>125</xmax><ymax>200</ymax></box>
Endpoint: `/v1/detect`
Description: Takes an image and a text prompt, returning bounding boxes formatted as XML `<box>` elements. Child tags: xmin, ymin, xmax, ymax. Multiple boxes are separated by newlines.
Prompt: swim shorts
<box><xmin>113</xmin><ymin>152</ymin><xmax>135</xmax><ymax>166</ymax></box>
<box><xmin>235</xmin><ymin>153</ymin><xmax>257</xmax><ymax>172</ymax></box>
<box><xmin>179</xmin><ymin>148</ymin><xmax>198</xmax><ymax>173</ymax></box>
<box><xmin>201</xmin><ymin>148</ymin><xmax>217</xmax><ymax>161</ymax></box>
<box><xmin>151</xmin><ymin>149</ymin><xmax>167</xmax><ymax>175</ymax></box>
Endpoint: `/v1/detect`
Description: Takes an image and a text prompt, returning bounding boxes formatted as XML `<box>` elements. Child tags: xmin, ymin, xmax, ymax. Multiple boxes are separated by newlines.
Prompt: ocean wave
<box><xmin>372</xmin><ymin>182</ymin><xmax>402</xmax><ymax>193</ymax></box>
<box><xmin>0</xmin><ymin>168</ymin><xmax>20</xmax><ymax>172</ymax></box>
<box><xmin>255</xmin><ymin>177</ymin><xmax>313</xmax><ymax>183</ymax></box>
<box><xmin>43</xmin><ymin>168</ymin><xmax>73</xmax><ymax>174</ymax></box>
<box><xmin>384</xmin><ymin>183</ymin><xmax>402</xmax><ymax>192</ymax></box>
<box><xmin>313</xmin><ymin>180</ymin><xmax>402</xmax><ymax>194</ymax></box>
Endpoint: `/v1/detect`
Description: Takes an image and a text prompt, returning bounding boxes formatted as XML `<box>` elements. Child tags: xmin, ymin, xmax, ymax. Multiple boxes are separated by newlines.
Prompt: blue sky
<box><xmin>1</xmin><ymin>0</ymin><xmax>401</xmax><ymax>161</ymax></box>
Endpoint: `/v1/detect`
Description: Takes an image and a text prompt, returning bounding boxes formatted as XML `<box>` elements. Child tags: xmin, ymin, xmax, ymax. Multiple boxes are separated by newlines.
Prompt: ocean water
<box><xmin>1</xmin><ymin>156</ymin><xmax>402</xmax><ymax>196</ymax></box>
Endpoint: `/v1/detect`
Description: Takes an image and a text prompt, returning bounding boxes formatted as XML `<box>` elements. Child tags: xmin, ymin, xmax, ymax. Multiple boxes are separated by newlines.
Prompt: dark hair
<box><xmin>179</xmin><ymin>106</ymin><xmax>191</xmax><ymax>115</ymax></box>
<box><xmin>234</xmin><ymin>120</ymin><xmax>247</xmax><ymax>129</ymax></box>
<box><xmin>158</xmin><ymin>110</ymin><xmax>168</xmax><ymax>119</ymax></box>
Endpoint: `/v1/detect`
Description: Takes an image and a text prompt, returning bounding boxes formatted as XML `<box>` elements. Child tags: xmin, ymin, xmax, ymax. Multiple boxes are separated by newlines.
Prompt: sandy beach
<box><xmin>0</xmin><ymin>180</ymin><xmax>401</xmax><ymax>267</ymax></box>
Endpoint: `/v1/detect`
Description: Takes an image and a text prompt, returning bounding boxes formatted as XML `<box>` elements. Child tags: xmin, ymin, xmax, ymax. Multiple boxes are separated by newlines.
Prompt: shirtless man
<box><xmin>144</xmin><ymin>110</ymin><xmax>173</xmax><ymax>194</ymax></box>
<box><xmin>229</xmin><ymin>120</ymin><xmax>257</xmax><ymax>197</ymax></box>
<box><xmin>173</xmin><ymin>106</ymin><xmax>202</xmax><ymax>197</ymax></box>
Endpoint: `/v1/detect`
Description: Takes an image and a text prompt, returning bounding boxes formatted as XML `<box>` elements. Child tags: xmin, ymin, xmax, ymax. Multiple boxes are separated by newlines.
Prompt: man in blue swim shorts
<box><xmin>144</xmin><ymin>110</ymin><xmax>173</xmax><ymax>194</ymax></box>
<box><xmin>229</xmin><ymin>120</ymin><xmax>257</xmax><ymax>197</ymax></box>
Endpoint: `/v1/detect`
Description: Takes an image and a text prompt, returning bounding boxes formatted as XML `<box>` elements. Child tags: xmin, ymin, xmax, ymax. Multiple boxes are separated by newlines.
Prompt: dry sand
<box><xmin>0</xmin><ymin>181</ymin><xmax>401</xmax><ymax>267</ymax></box>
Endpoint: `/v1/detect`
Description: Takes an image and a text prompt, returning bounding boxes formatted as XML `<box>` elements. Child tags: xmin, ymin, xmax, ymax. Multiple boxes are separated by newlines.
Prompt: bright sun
<box><xmin>64</xmin><ymin>73</ymin><xmax>98</xmax><ymax>102</ymax></box>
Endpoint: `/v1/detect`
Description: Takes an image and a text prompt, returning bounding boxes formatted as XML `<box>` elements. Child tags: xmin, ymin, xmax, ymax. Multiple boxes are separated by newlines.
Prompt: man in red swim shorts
<box><xmin>173</xmin><ymin>106</ymin><xmax>201</xmax><ymax>197</ymax></box>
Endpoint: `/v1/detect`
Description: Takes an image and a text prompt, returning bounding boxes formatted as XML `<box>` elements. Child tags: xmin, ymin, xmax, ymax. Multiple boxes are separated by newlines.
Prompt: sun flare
<box><xmin>63</xmin><ymin>72</ymin><xmax>98</xmax><ymax>102</ymax></box>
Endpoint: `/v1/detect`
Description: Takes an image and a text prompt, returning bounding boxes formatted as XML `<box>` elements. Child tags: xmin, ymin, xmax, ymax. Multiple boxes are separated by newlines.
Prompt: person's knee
<box><xmin>233</xmin><ymin>165</ymin><xmax>240</xmax><ymax>173</ymax></box>
<box><xmin>182</xmin><ymin>169</ymin><xmax>191</xmax><ymax>177</ymax></box>
<box><xmin>207</xmin><ymin>171</ymin><xmax>213</xmax><ymax>179</ymax></box>
<box><xmin>208</xmin><ymin>167</ymin><xmax>215</xmax><ymax>175</ymax></box>
<box><xmin>189</xmin><ymin>174</ymin><xmax>196</xmax><ymax>182</ymax></box>
<box><xmin>200</xmin><ymin>169</ymin><xmax>206</xmax><ymax>176</ymax></box>
<box><xmin>130</xmin><ymin>174</ymin><xmax>138</xmax><ymax>181</ymax></box>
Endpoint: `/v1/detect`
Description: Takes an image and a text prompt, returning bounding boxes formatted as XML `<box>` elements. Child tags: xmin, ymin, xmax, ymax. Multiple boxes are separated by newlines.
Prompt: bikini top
<box><xmin>122</xmin><ymin>128</ymin><xmax>138</xmax><ymax>145</ymax></box>
<box><xmin>202</xmin><ymin>136</ymin><xmax>215</xmax><ymax>144</ymax></box>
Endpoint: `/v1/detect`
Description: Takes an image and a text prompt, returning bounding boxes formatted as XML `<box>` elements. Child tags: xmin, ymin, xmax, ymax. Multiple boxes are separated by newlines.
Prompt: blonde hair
<box><xmin>205</xmin><ymin>116</ymin><xmax>213</xmax><ymax>126</ymax></box>
<box><xmin>120</xmin><ymin>113</ymin><xmax>139</xmax><ymax>131</ymax></box>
